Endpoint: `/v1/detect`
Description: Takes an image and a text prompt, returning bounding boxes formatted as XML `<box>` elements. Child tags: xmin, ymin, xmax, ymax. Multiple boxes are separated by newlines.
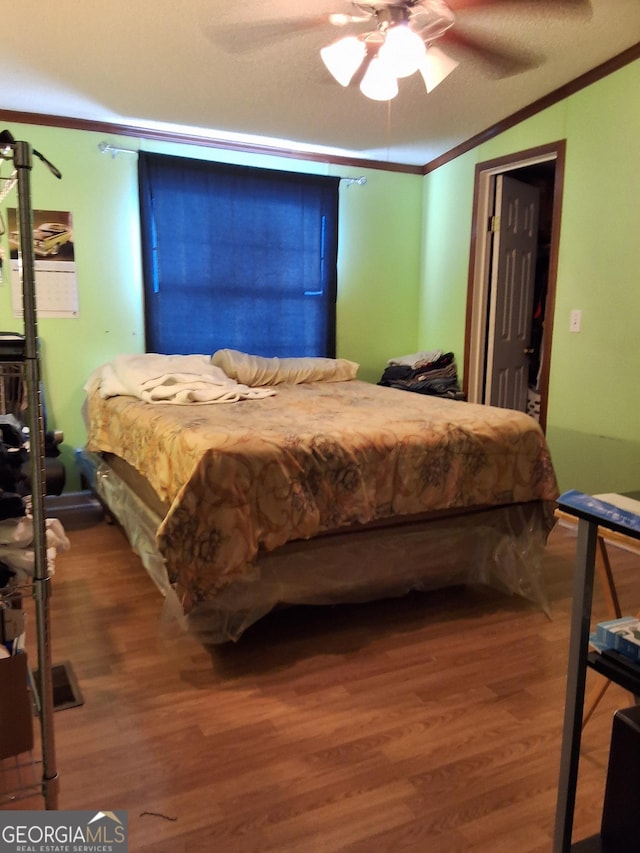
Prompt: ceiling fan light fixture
<box><xmin>419</xmin><ymin>44</ymin><xmax>459</xmax><ymax>93</ymax></box>
<box><xmin>359</xmin><ymin>56</ymin><xmax>398</xmax><ymax>101</ymax></box>
<box><xmin>378</xmin><ymin>24</ymin><xmax>426</xmax><ymax>78</ymax></box>
<box><xmin>320</xmin><ymin>36</ymin><xmax>367</xmax><ymax>87</ymax></box>
<box><xmin>410</xmin><ymin>0</ymin><xmax>456</xmax><ymax>41</ymax></box>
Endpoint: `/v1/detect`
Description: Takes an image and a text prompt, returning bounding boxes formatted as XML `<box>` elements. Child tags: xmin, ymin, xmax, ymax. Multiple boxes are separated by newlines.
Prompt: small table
<box><xmin>553</xmin><ymin>491</ymin><xmax>640</xmax><ymax>852</ymax></box>
<box><xmin>555</xmin><ymin>492</ymin><xmax>640</xmax><ymax>726</ymax></box>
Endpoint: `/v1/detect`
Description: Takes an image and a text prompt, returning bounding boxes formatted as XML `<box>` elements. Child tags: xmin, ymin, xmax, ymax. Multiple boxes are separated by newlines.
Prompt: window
<box><xmin>138</xmin><ymin>152</ymin><xmax>340</xmax><ymax>358</ymax></box>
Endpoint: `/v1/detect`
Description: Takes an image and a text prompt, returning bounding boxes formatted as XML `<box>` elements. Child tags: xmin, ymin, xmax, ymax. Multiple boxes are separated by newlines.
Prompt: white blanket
<box><xmin>88</xmin><ymin>354</ymin><xmax>275</xmax><ymax>404</ymax></box>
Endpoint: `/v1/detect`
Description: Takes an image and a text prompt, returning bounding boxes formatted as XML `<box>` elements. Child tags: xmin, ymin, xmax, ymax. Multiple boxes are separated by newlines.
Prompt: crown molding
<box><xmin>423</xmin><ymin>43</ymin><xmax>640</xmax><ymax>175</ymax></box>
<box><xmin>0</xmin><ymin>109</ymin><xmax>422</xmax><ymax>176</ymax></box>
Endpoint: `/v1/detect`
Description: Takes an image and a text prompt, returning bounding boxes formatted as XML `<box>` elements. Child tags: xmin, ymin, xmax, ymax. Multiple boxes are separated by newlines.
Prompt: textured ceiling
<box><xmin>2</xmin><ymin>0</ymin><xmax>639</xmax><ymax>167</ymax></box>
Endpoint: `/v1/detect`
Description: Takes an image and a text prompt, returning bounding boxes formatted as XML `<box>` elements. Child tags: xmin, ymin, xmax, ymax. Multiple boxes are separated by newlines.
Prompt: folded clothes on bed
<box><xmin>386</xmin><ymin>350</ymin><xmax>442</xmax><ymax>368</ymax></box>
<box><xmin>379</xmin><ymin>351</ymin><xmax>464</xmax><ymax>399</ymax></box>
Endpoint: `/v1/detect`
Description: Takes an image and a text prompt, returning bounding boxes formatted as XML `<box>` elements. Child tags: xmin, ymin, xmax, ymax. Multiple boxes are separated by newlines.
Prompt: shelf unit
<box><xmin>587</xmin><ymin>650</ymin><xmax>640</xmax><ymax>697</ymax></box>
<box><xmin>553</xmin><ymin>490</ymin><xmax>640</xmax><ymax>852</ymax></box>
<box><xmin>0</xmin><ymin>136</ymin><xmax>59</xmax><ymax>808</ymax></box>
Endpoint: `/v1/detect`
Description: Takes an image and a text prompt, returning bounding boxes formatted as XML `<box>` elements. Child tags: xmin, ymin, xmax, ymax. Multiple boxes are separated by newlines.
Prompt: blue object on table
<box><xmin>557</xmin><ymin>489</ymin><xmax>640</xmax><ymax>535</ymax></box>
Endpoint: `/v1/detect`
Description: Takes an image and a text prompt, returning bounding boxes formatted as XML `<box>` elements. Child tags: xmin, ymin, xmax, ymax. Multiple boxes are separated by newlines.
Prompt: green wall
<box><xmin>420</xmin><ymin>59</ymin><xmax>640</xmax><ymax>494</ymax></box>
<box><xmin>1</xmin><ymin>126</ymin><xmax>423</xmax><ymax>489</ymax></box>
<box><xmin>420</xmin><ymin>154</ymin><xmax>477</xmax><ymax>361</ymax></box>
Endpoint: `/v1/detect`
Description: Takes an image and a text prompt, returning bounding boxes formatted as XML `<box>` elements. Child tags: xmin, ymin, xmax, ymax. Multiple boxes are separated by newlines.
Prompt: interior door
<box><xmin>485</xmin><ymin>175</ymin><xmax>540</xmax><ymax>411</ymax></box>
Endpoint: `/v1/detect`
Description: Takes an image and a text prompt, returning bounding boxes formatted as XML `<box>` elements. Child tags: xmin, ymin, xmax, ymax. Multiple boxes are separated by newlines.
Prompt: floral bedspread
<box><xmin>84</xmin><ymin>379</ymin><xmax>558</xmax><ymax>602</ymax></box>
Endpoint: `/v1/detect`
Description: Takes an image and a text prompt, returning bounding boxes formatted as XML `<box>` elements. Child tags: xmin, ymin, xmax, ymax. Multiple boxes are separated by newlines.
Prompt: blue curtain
<box><xmin>138</xmin><ymin>152</ymin><xmax>340</xmax><ymax>358</ymax></box>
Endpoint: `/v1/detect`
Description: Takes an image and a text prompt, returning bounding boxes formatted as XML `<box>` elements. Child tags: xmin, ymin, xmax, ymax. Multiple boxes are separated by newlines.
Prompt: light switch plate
<box><xmin>570</xmin><ymin>309</ymin><xmax>582</xmax><ymax>333</ymax></box>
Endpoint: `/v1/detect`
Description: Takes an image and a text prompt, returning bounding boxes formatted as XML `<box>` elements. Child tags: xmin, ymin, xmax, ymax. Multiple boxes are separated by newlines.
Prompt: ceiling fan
<box><xmin>321</xmin><ymin>0</ymin><xmax>460</xmax><ymax>100</ymax></box>
<box><xmin>209</xmin><ymin>0</ymin><xmax>592</xmax><ymax>102</ymax></box>
<box><xmin>318</xmin><ymin>0</ymin><xmax>592</xmax><ymax>100</ymax></box>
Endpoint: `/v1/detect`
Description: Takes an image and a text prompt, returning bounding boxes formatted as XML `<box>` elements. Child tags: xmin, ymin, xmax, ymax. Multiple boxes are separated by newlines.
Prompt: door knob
<box><xmin>523</xmin><ymin>347</ymin><xmax>534</xmax><ymax>355</ymax></box>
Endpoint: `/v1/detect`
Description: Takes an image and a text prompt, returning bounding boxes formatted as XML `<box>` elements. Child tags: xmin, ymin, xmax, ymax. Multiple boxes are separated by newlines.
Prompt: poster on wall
<box><xmin>7</xmin><ymin>208</ymin><xmax>79</xmax><ymax>318</ymax></box>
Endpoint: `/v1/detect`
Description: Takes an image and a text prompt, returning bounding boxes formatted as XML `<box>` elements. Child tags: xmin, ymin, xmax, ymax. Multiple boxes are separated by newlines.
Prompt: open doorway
<box><xmin>463</xmin><ymin>141</ymin><xmax>565</xmax><ymax>432</ymax></box>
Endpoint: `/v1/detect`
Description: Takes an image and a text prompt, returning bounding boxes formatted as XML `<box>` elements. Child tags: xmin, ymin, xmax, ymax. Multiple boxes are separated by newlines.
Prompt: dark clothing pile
<box><xmin>0</xmin><ymin>416</ymin><xmax>29</xmax><ymax>497</ymax></box>
<box><xmin>0</xmin><ymin>417</ymin><xmax>28</xmax><ymax>589</ymax></box>
<box><xmin>378</xmin><ymin>351</ymin><xmax>466</xmax><ymax>400</ymax></box>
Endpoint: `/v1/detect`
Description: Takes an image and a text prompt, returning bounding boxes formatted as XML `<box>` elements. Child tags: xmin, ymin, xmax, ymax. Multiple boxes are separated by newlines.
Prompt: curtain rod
<box><xmin>97</xmin><ymin>142</ymin><xmax>367</xmax><ymax>185</ymax></box>
<box><xmin>98</xmin><ymin>142</ymin><xmax>138</xmax><ymax>156</ymax></box>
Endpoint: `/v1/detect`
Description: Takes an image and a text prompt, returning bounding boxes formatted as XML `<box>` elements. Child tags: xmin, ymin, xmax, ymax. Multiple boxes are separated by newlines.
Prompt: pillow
<box><xmin>211</xmin><ymin>349</ymin><xmax>359</xmax><ymax>387</ymax></box>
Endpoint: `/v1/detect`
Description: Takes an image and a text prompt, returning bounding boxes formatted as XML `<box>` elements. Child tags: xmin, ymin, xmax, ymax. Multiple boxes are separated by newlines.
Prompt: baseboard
<box><xmin>44</xmin><ymin>490</ymin><xmax>104</xmax><ymax>530</ymax></box>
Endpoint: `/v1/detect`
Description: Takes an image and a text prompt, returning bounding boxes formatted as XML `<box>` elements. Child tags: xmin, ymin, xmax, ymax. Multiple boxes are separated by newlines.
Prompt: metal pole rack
<box><xmin>1</xmin><ymin>134</ymin><xmax>61</xmax><ymax>809</ymax></box>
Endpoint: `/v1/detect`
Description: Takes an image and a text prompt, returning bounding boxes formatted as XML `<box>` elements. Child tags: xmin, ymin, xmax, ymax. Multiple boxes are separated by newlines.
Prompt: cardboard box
<box><xmin>0</xmin><ymin>652</ymin><xmax>34</xmax><ymax>759</ymax></box>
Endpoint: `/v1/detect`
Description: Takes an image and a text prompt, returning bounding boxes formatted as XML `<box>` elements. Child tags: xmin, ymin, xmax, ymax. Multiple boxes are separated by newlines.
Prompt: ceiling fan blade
<box><xmin>205</xmin><ymin>6</ymin><xmax>375</xmax><ymax>56</ymax></box>
<box><xmin>205</xmin><ymin>17</ymin><xmax>336</xmax><ymax>53</ymax></box>
<box><xmin>447</xmin><ymin>0</ymin><xmax>592</xmax><ymax>19</ymax></box>
<box><xmin>330</xmin><ymin>8</ymin><xmax>376</xmax><ymax>25</ymax></box>
<box><xmin>440</xmin><ymin>28</ymin><xmax>543</xmax><ymax>77</ymax></box>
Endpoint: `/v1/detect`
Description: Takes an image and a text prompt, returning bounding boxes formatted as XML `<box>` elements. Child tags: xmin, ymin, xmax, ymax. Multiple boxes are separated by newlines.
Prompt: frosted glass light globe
<box><xmin>321</xmin><ymin>37</ymin><xmax>367</xmax><ymax>87</ymax></box>
<box><xmin>359</xmin><ymin>56</ymin><xmax>399</xmax><ymax>101</ymax></box>
<box><xmin>378</xmin><ymin>26</ymin><xmax>426</xmax><ymax>78</ymax></box>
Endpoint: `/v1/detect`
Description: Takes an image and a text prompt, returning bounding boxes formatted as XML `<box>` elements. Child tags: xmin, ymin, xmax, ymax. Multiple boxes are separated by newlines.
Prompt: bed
<box><xmin>80</xmin><ymin>351</ymin><xmax>559</xmax><ymax>642</ymax></box>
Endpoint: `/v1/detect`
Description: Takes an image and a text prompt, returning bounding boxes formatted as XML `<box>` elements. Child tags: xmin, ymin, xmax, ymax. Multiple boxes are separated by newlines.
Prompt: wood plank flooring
<box><xmin>3</xmin><ymin>516</ymin><xmax>639</xmax><ymax>851</ymax></box>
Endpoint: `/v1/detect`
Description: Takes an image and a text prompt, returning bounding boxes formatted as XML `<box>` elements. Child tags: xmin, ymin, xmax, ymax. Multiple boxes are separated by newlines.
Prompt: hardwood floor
<box><xmin>3</xmin><ymin>515</ymin><xmax>639</xmax><ymax>851</ymax></box>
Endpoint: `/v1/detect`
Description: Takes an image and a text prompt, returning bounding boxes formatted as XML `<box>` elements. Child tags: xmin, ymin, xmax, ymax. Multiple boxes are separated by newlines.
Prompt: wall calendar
<box><xmin>7</xmin><ymin>208</ymin><xmax>79</xmax><ymax>318</ymax></box>
<box><xmin>10</xmin><ymin>259</ymin><xmax>79</xmax><ymax>318</ymax></box>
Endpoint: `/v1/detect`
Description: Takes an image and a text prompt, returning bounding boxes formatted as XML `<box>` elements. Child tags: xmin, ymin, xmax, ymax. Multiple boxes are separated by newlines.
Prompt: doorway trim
<box><xmin>463</xmin><ymin>140</ymin><xmax>566</xmax><ymax>431</ymax></box>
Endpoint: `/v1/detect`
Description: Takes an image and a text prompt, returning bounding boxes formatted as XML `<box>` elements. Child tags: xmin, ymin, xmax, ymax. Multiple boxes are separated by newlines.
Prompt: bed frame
<box><xmin>78</xmin><ymin>448</ymin><xmax>555</xmax><ymax>643</ymax></box>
